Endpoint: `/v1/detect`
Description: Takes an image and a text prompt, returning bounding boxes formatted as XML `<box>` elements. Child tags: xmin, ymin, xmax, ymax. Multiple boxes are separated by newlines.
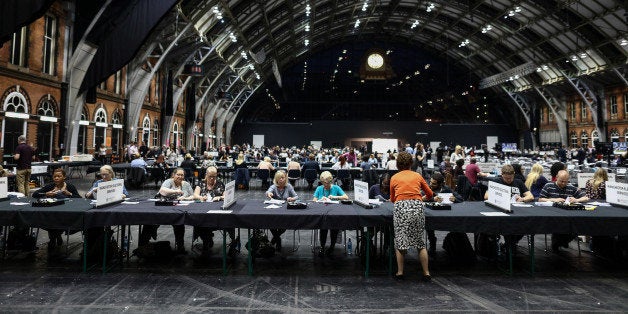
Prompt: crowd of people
<box><xmin>3</xmin><ymin>134</ymin><xmax>627</xmax><ymax>280</ymax></box>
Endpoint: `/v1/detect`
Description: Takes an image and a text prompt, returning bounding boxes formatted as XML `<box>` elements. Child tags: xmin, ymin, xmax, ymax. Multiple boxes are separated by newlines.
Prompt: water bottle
<box><xmin>122</xmin><ymin>236</ymin><xmax>129</xmax><ymax>256</ymax></box>
<box><xmin>347</xmin><ymin>238</ymin><xmax>353</xmax><ymax>256</ymax></box>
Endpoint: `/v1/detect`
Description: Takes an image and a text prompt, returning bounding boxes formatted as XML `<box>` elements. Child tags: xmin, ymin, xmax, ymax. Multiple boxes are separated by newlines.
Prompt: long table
<box><xmin>2</xmin><ymin>198</ymin><xmax>628</xmax><ymax>276</ymax></box>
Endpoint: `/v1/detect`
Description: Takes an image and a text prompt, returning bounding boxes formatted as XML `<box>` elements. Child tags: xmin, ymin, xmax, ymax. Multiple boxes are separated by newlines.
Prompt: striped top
<box><xmin>539</xmin><ymin>182</ymin><xmax>585</xmax><ymax>200</ymax></box>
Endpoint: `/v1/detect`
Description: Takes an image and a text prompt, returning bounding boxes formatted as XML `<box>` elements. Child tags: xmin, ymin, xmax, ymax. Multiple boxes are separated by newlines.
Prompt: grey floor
<box><xmin>1</xmin><ymin>173</ymin><xmax>627</xmax><ymax>312</ymax></box>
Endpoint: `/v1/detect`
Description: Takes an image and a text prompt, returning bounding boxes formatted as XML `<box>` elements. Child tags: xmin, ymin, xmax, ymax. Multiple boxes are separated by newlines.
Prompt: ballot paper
<box><xmin>264</xmin><ymin>199</ymin><xmax>285</xmax><ymax>205</ymax></box>
<box><xmin>511</xmin><ymin>203</ymin><xmax>533</xmax><ymax>207</ymax></box>
<box><xmin>207</xmin><ymin>209</ymin><xmax>233</xmax><ymax>214</ymax></box>
<box><xmin>535</xmin><ymin>201</ymin><xmax>553</xmax><ymax>206</ymax></box>
<box><xmin>264</xmin><ymin>204</ymin><xmax>281</xmax><ymax>209</ymax></box>
<box><xmin>122</xmin><ymin>201</ymin><xmax>140</xmax><ymax>205</ymax></box>
<box><xmin>439</xmin><ymin>193</ymin><xmax>453</xmax><ymax>204</ymax></box>
<box><xmin>316</xmin><ymin>199</ymin><xmax>340</xmax><ymax>204</ymax></box>
<box><xmin>369</xmin><ymin>199</ymin><xmax>383</xmax><ymax>205</ymax></box>
<box><xmin>481</xmin><ymin>211</ymin><xmax>510</xmax><ymax>216</ymax></box>
<box><xmin>9</xmin><ymin>202</ymin><xmax>30</xmax><ymax>206</ymax></box>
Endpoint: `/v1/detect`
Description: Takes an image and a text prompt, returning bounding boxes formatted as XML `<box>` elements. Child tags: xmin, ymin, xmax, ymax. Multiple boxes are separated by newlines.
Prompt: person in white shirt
<box><xmin>385</xmin><ymin>153</ymin><xmax>397</xmax><ymax>170</ymax></box>
<box><xmin>449</xmin><ymin>145</ymin><xmax>465</xmax><ymax>163</ymax></box>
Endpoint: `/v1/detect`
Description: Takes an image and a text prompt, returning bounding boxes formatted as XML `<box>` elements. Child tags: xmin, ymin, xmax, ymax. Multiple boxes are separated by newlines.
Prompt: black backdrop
<box><xmin>232</xmin><ymin>121</ymin><xmax>522</xmax><ymax>149</ymax></box>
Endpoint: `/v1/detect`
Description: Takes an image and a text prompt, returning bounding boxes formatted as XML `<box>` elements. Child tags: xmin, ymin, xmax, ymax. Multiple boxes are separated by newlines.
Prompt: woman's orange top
<box><xmin>390</xmin><ymin>170</ymin><xmax>433</xmax><ymax>202</ymax></box>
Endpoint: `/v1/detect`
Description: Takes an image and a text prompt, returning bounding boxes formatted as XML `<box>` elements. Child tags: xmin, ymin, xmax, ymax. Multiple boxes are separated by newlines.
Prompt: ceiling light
<box><xmin>426</xmin><ymin>3</ymin><xmax>435</xmax><ymax>12</ymax></box>
<box><xmin>411</xmin><ymin>20</ymin><xmax>419</xmax><ymax>29</ymax></box>
<box><xmin>580</xmin><ymin>52</ymin><xmax>587</xmax><ymax>58</ymax></box>
<box><xmin>354</xmin><ymin>19</ymin><xmax>361</xmax><ymax>28</ymax></box>
<box><xmin>621</xmin><ymin>39</ymin><xmax>628</xmax><ymax>46</ymax></box>
<box><xmin>212</xmin><ymin>6</ymin><xmax>219</xmax><ymax>14</ymax></box>
<box><xmin>571</xmin><ymin>55</ymin><xmax>578</xmax><ymax>61</ymax></box>
<box><xmin>304</xmin><ymin>39</ymin><xmax>309</xmax><ymax>46</ymax></box>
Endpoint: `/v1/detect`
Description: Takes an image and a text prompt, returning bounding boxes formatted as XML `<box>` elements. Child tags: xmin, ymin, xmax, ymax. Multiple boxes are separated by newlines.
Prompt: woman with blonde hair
<box><xmin>525</xmin><ymin>163</ymin><xmax>549</xmax><ymax>198</ymax></box>
<box><xmin>585</xmin><ymin>167</ymin><xmax>608</xmax><ymax>200</ymax></box>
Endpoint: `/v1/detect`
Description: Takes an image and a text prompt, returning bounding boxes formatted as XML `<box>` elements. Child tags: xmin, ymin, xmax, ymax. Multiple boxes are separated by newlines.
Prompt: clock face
<box><xmin>367</xmin><ymin>53</ymin><xmax>384</xmax><ymax>69</ymax></box>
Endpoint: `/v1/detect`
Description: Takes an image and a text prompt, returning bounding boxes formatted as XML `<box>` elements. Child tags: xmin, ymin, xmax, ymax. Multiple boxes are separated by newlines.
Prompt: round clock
<box><xmin>367</xmin><ymin>53</ymin><xmax>384</xmax><ymax>69</ymax></box>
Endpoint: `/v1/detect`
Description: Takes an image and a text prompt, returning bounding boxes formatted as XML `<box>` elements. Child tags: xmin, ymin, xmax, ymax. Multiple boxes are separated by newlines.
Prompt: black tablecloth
<box><xmin>0</xmin><ymin>199</ymin><xmax>18</xmax><ymax>226</ymax></box>
<box><xmin>16</xmin><ymin>198</ymin><xmax>93</xmax><ymax>229</ymax></box>
<box><xmin>425</xmin><ymin>202</ymin><xmax>628</xmax><ymax>236</ymax></box>
<box><xmin>84</xmin><ymin>200</ymin><xmax>186</xmax><ymax>227</ymax></box>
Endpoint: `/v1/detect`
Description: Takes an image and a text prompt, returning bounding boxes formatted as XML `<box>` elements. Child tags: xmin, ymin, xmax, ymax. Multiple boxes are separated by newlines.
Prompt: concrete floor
<box><xmin>1</xmin><ymin>175</ymin><xmax>627</xmax><ymax>312</ymax></box>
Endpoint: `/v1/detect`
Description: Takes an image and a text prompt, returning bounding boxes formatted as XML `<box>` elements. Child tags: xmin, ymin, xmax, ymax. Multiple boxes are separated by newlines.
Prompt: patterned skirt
<box><xmin>393</xmin><ymin>199</ymin><xmax>426</xmax><ymax>250</ymax></box>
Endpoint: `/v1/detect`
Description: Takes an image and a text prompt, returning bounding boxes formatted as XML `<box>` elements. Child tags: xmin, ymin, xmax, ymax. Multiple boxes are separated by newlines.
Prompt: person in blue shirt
<box><xmin>312</xmin><ymin>171</ymin><xmax>348</xmax><ymax>257</ymax></box>
<box><xmin>85</xmin><ymin>165</ymin><xmax>129</xmax><ymax>199</ymax></box>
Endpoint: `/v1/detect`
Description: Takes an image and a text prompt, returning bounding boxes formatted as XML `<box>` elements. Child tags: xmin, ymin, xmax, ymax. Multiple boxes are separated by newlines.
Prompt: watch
<box><xmin>367</xmin><ymin>53</ymin><xmax>384</xmax><ymax>69</ymax></box>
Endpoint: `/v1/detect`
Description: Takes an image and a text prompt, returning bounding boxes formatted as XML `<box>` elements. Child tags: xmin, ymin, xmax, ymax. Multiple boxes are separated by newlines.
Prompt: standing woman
<box><xmin>413</xmin><ymin>143</ymin><xmax>425</xmax><ymax>174</ymax></box>
<box><xmin>265</xmin><ymin>170</ymin><xmax>298</xmax><ymax>251</ymax></box>
<box><xmin>390</xmin><ymin>151</ymin><xmax>433</xmax><ymax>281</ymax></box>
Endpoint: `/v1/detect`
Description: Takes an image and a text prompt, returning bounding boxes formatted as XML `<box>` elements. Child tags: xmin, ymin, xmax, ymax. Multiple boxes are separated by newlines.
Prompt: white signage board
<box><xmin>96</xmin><ymin>179</ymin><xmax>124</xmax><ymax>206</ymax></box>
<box><xmin>372</xmin><ymin>138</ymin><xmax>398</xmax><ymax>155</ymax></box>
<box><xmin>0</xmin><ymin>177</ymin><xmax>7</xmax><ymax>198</ymax></box>
<box><xmin>427</xmin><ymin>159</ymin><xmax>435</xmax><ymax>169</ymax></box>
<box><xmin>31</xmin><ymin>165</ymin><xmax>48</xmax><ymax>175</ymax></box>
<box><xmin>486</xmin><ymin>181</ymin><xmax>512</xmax><ymax>213</ymax></box>
<box><xmin>577</xmin><ymin>173</ymin><xmax>616</xmax><ymax>189</ymax></box>
<box><xmin>606</xmin><ymin>181</ymin><xmax>628</xmax><ymax>206</ymax></box>
<box><xmin>353</xmin><ymin>180</ymin><xmax>369</xmax><ymax>205</ymax></box>
<box><xmin>252</xmin><ymin>134</ymin><xmax>264</xmax><ymax>148</ymax></box>
<box><xmin>221</xmin><ymin>180</ymin><xmax>236</xmax><ymax>209</ymax></box>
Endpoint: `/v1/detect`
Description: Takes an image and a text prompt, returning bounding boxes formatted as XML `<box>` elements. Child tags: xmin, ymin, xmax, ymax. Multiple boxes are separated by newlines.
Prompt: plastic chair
<box><xmin>257</xmin><ymin>169</ymin><xmax>270</xmax><ymax>189</ymax></box>
<box><xmin>303</xmin><ymin>169</ymin><xmax>318</xmax><ymax>190</ymax></box>
<box><xmin>336</xmin><ymin>169</ymin><xmax>352</xmax><ymax>190</ymax></box>
<box><xmin>287</xmin><ymin>169</ymin><xmax>301</xmax><ymax>188</ymax></box>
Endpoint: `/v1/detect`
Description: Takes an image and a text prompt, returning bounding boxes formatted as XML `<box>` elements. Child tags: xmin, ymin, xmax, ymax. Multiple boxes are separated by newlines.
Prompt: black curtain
<box><xmin>164</xmin><ymin>70</ymin><xmax>174</xmax><ymax>116</ymax></box>
<box><xmin>186</xmin><ymin>83</ymin><xmax>196</xmax><ymax>123</ymax></box>
<box><xmin>0</xmin><ymin>0</ymin><xmax>54</xmax><ymax>44</ymax></box>
<box><xmin>80</xmin><ymin>0</ymin><xmax>177</xmax><ymax>92</ymax></box>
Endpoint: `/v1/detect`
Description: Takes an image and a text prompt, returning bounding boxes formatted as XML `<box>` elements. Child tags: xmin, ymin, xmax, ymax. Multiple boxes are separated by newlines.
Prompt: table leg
<box><xmin>529</xmin><ymin>234</ymin><xmax>535</xmax><ymax>275</ymax></box>
<box><xmin>247</xmin><ymin>229</ymin><xmax>253</xmax><ymax>276</ymax></box>
<box><xmin>222</xmin><ymin>231</ymin><xmax>227</xmax><ymax>275</ymax></box>
<box><xmin>102</xmin><ymin>227</ymin><xmax>108</xmax><ymax>274</ymax></box>
<box><xmin>82</xmin><ymin>229</ymin><xmax>87</xmax><ymax>273</ymax></box>
<box><xmin>388</xmin><ymin>226</ymin><xmax>394</xmax><ymax>276</ymax></box>
<box><xmin>364</xmin><ymin>229</ymin><xmax>370</xmax><ymax>278</ymax></box>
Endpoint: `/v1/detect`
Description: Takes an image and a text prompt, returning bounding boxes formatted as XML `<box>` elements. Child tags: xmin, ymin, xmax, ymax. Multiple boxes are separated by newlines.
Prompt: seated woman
<box><xmin>84</xmin><ymin>165</ymin><xmax>129</xmax><ymax>261</ymax></box>
<box><xmin>524</xmin><ymin>163</ymin><xmax>548</xmax><ymax>199</ymax></box>
<box><xmin>193</xmin><ymin>166</ymin><xmax>238</xmax><ymax>256</ymax></box>
<box><xmin>139</xmin><ymin>168</ymin><xmax>198</xmax><ymax>255</ymax></box>
<box><xmin>265</xmin><ymin>170</ymin><xmax>298</xmax><ymax>252</ymax></box>
<box><xmin>312</xmin><ymin>171</ymin><xmax>348</xmax><ymax>257</ymax></box>
<box><xmin>86</xmin><ymin>165</ymin><xmax>129</xmax><ymax>200</ymax></box>
<box><xmin>32</xmin><ymin>168</ymin><xmax>81</xmax><ymax>249</ymax></box>
<box><xmin>585</xmin><ymin>167</ymin><xmax>608</xmax><ymax>200</ymax></box>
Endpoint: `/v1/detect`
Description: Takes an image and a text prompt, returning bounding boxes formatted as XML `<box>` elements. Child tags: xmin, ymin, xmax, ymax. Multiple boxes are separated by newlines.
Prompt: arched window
<box><xmin>142</xmin><ymin>116</ymin><xmax>151</xmax><ymax>146</ymax></box>
<box><xmin>110</xmin><ymin>110</ymin><xmax>122</xmax><ymax>153</ymax></box>
<box><xmin>37</xmin><ymin>96</ymin><xmax>57</xmax><ymax>160</ymax></box>
<box><xmin>610</xmin><ymin>129</ymin><xmax>620</xmax><ymax>143</ymax></box>
<box><xmin>570</xmin><ymin>132</ymin><xmax>578</xmax><ymax>148</ymax></box>
<box><xmin>580</xmin><ymin>130</ymin><xmax>589</xmax><ymax>148</ymax></box>
<box><xmin>93</xmin><ymin>107</ymin><xmax>107</xmax><ymax>150</ymax></box>
<box><xmin>153</xmin><ymin>119</ymin><xmax>160</xmax><ymax>147</ymax></box>
<box><xmin>1</xmin><ymin>90</ymin><xmax>29</xmax><ymax>154</ymax></box>
<box><xmin>77</xmin><ymin>107</ymin><xmax>89</xmax><ymax>153</ymax></box>
<box><xmin>173</xmin><ymin>122</ymin><xmax>179</xmax><ymax>148</ymax></box>
<box><xmin>591</xmin><ymin>130</ymin><xmax>600</xmax><ymax>145</ymax></box>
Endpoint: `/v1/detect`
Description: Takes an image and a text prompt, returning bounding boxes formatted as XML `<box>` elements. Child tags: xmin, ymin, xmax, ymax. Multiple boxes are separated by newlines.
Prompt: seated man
<box><xmin>425</xmin><ymin>172</ymin><xmax>464</xmax><ymax>254</ymax></box>
<box><xmin>539</xmin><ymin>170</ymin><xmax>589</xmax><ymax>252</ymax></box>
<box><xmin>483</xmin><ymin>164</ymin><xmax>533</xmax><ymax>251</ymax></box>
